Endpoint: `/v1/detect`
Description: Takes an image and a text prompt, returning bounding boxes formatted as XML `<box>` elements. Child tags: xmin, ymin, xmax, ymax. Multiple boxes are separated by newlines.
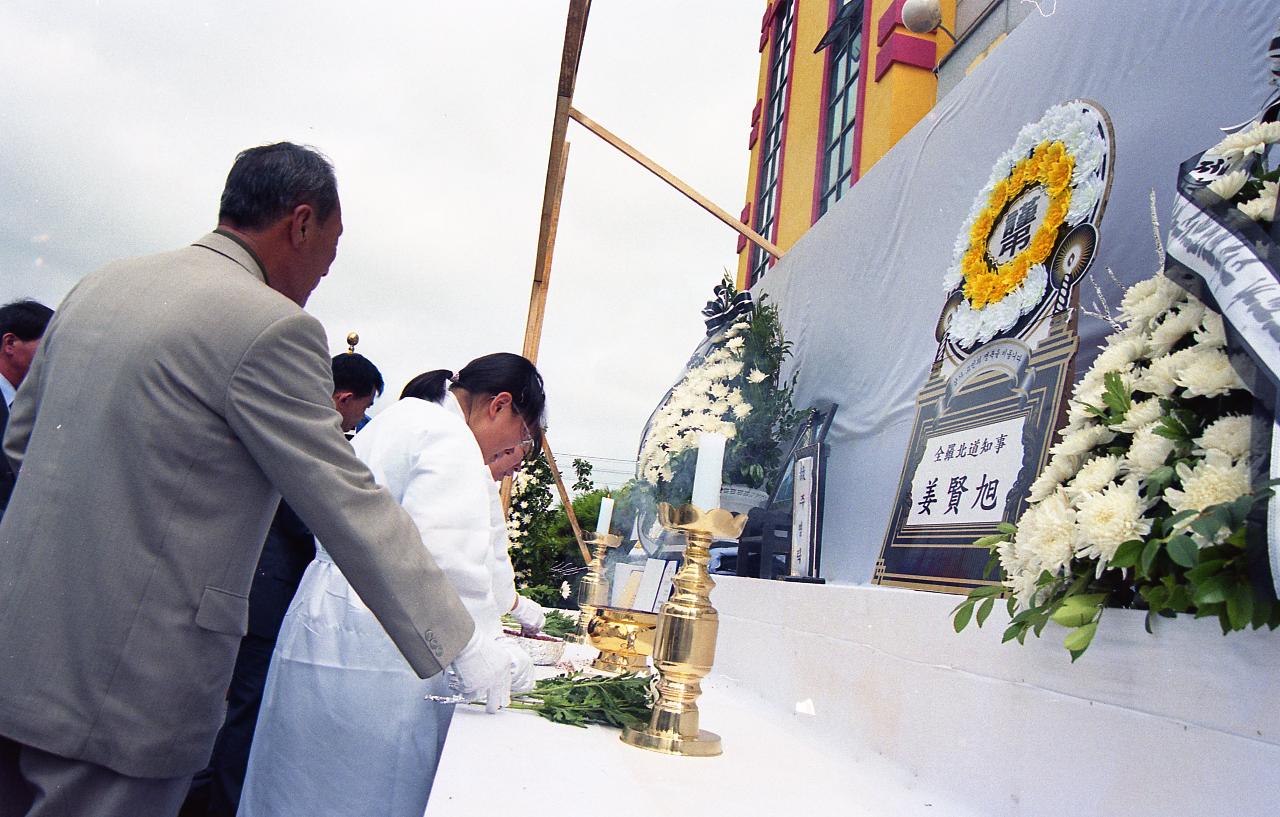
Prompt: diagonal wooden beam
<box><xmin>542</xmin><ymin>434</ymin><xmax>591</xmax><ymax>564</ymax></box>
<box><xmin>567</xmin><ymin>105</ymin><xmax>784</xmax><ymax>260</ymax></box>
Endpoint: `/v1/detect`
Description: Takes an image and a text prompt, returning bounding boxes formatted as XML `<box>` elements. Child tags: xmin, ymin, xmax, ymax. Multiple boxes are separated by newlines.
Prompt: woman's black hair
<box><xmin>401</xmin><ymin>353</ymin><xmax>546</xmax><ymax>458</ymax></box>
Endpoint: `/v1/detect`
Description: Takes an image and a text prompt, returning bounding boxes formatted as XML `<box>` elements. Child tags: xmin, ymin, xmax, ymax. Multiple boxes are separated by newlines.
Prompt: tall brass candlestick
<box><xmin>621</xmin><ymin>502</ymin><xmax>747</xmax><ymax>757</ymax></box>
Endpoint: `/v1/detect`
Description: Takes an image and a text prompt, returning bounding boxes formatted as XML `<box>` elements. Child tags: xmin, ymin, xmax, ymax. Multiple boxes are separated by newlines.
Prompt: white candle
<box><xmin>595</xmin><ymin>496</ymin><xmax>615</xmax><ymax>535</ymax></box>
<box><xmin>690</xmin><ymin>432</ymin><xmax>726</xmax><ymax>510</ymax></box>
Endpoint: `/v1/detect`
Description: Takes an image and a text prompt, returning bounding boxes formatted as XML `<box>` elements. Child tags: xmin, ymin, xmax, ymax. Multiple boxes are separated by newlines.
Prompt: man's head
<box><xmin>218</xmin><ymin>143</ymin><xmax>343</xmax><ymax>307</ymax></box>
<box><xmin>0</xmin><ymin>299</ymin><xmax>54</xmax><ymax>388</ymax></box>
<box><xmin>331</xmin><ymin>352</ymin><xmax>384</xmax><ymax>432</ymax></box>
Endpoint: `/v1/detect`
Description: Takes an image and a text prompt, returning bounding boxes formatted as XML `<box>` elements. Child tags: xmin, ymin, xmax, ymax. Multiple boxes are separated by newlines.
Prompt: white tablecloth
<box><xmin>424</xmin><ymin>646</ymin><xmax>966</xmax><ymax>817</ymax></box>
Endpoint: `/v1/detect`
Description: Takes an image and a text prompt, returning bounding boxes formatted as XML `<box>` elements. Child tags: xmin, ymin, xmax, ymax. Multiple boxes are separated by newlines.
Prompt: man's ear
<box><xmin>332</xmin><ymin>390</ymin><xmax>355</xmax><ymax>411</ymax></box>
<box><xmin>289</xmin><ymin>204</ymin><xmax>315</xmax><ymax>248</ymax></box>
<box><xmin>0</xmin><ymin>332</ymin><xmax>16</xmax><ymax>356</ymax></box>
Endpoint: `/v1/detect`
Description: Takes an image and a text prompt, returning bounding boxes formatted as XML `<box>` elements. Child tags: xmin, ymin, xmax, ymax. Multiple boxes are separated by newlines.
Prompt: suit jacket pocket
<box><xmin>194</xmin><ymin>586</ymin><xmax>250</xmax><ymax>636</ymax></box>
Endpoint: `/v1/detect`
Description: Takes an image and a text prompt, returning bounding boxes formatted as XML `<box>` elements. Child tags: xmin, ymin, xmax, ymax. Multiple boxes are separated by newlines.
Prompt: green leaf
<box><xmin>1001</xmin><ymin>622</ymin><xmax>1024</xmax><ymax>643</ymax></box>
<box><xmin>953</xmin><ymin>602</ymin><xmax>974</xmax><ymax>633</ymax></box>
<box><xmin>1064</xmin><ymin>622</ymin><xmax>1098</xmax><ymax>657</ymax></box>
<box><xmin>1145</xmin><ymin>466</ymin><xmax>1176</xmax><ymax>497</ymax></box>
<box><xmin>1225</xmin><ymin>525</ymin><xmax>1248</xmax><ymax>548</ymax></box>
<box><xmin>1166</xmin><ymin>509</ymin><xmax>1198</xmax><ymax>528</ymax></box>
<box><xmin>1143</xmin><ymin>584</ymin><xmax>1170</xmax><ymax>610</ymax></box>
<box><xmin>996</xmin><ymin>522</ymin><xmax>1018</xmax><ymax>535</ymax></box>
<box><xmin>1140</xmin><ymin>539</ymin><xmax>1161</xmax><ymax>576</ymax></box>
<box><xmin>976</xmin><ymin>596</ymin><xmax>996</xmax><ymax>627</ymax></box>
<box><xmin>1102</xmin><ymin>371</ymin><xmax>1132</xmax><ymax>417</ymax></box>
<box><xmin>1193</xmin><ymin>575</ymin><xmax>1230</xmax><ymax>606</ymax></box>
<box><xmin>1187</xmin><ymin>517</ymin><xmax>1218</xmax><ymax>542</ymax></box>
<box><xmin>1226</xmin><ymin>583</ymin><xmax>1254</xmax><ymax>631</ymax></box>
<box><xmin>1050</xmin><ymin>594</ymin><xmax>1106</xmax><ymax>627</ymax></box>
<box><xmin>968</xmin><ymin>584</ymin><xmax>1005</xmax><ymax>599</ymax></box>
<box><xmin>1109</xmin><ymin>539</ymin><xmax>1144</xmax><ymax>569</ymax></box>
<box><xmin>1185</xmin><ymin>559</ymin><xmax>1227</xmax><ymax>584</ymax></box>
<box><xmin>1166</xmin><ymin>535</ymin><xmax>1199</xmax><ymax>568</ymax></box>
<box><xmin>973</xmin><ymin>534</ymin><xmax>1008</xmax><ymax>549</ymax></box>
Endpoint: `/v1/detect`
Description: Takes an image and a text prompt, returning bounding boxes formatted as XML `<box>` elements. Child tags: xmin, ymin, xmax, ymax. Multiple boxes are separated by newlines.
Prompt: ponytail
<box><xmin>400</xmin><ymin>369</ymin><xmax>451</xmax><ymax>402</ymax></box>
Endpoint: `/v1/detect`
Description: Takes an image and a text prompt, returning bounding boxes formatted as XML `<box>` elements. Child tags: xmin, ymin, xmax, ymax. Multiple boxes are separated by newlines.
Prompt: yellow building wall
<box><xmin>737</xmin><ymin>0</ymin><xmax>955</xmax><ymax>291</ymax></box>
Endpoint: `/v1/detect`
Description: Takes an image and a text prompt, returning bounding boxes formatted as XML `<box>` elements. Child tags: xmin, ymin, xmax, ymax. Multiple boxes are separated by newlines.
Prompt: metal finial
<box><xmin>346</xmin><ymin>331</ymin><xmax>359</xmax><ymax>354</ymax></box>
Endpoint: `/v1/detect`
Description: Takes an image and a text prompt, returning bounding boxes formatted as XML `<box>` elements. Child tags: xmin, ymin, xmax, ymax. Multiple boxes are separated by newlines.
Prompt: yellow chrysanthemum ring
<box><xmin>962</xmin><ymin>140</ymin><xmax>1074</xmax><ymax>310</ymax></box>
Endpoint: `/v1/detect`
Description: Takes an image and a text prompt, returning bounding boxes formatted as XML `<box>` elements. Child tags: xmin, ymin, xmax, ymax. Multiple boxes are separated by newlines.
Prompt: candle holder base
<box><xmin>620</xmin><ymin>724</ymin><xmax>721</xmax><ymax>757</ymax></box>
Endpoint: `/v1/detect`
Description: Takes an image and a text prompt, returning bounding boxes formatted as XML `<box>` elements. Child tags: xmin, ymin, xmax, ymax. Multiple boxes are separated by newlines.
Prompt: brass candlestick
<box><xmin>621</xmin><ymin>502</ymin><xmax>747</xmax><ymax>757</ymax></box>
<box><xmin>573</xmin><ymin>532</ymin><xmax>657</xmax><ymax>673</ymax></box>
<box><xmin>571</xmin><ymin>532</ymin><xmax>622</xmax><ymax>645</ymax></box>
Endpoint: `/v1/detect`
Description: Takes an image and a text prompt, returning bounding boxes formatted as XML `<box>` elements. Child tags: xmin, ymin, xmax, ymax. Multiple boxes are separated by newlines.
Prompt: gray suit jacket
<box><xmin>0</xmin><ymin>232</ymin><xmax>475</xmax><ymax>778</ymax></box>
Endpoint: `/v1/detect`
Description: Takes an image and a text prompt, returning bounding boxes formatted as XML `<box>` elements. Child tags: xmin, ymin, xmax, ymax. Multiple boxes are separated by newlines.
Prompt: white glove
<box><xmin>510</xmin><ymin>594</ymin><xmax>545</xmax><ymax>636</ymax></box>
<box><xmin>448</xmin><ymin>630</ymin><xmax>512</xmax><ymax>714</ymax></box>
<box><xmin>499</xmin><ymin>636</ymin><xmax>536</xmax><ymax>694</ymax></box>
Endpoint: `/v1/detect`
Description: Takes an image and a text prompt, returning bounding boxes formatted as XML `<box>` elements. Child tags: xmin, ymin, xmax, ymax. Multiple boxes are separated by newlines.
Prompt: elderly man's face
<box><xmin>296</xmin><ymin>202</ymin><xmax>343</xmax><ymax>306</ymax></box>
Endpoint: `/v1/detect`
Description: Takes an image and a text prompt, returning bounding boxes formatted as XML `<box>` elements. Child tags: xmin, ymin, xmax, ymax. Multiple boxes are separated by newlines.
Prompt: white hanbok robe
<box><xmin>487</xmin><ymin>480</ymin><xmax>519</xmax><ymax>616</ymax></box>
<box><xmin>238</xmin><ymin>394</ymin><xmax>502</xmax><ymax>817</ymax></box>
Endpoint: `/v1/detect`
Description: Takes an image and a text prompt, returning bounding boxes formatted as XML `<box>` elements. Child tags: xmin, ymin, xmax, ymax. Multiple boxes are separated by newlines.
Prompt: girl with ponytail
<box><xmin>242</xmin><ymin>353</ymin><xmax>547</xmax><ymax>817</ymax></box>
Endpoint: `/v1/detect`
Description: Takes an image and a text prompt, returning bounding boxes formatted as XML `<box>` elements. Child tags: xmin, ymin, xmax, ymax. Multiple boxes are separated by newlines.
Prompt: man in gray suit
<box><xmin>0</xmin><ymin>143</ymin><xmax>513</xmax><ymax>817</ymax></box>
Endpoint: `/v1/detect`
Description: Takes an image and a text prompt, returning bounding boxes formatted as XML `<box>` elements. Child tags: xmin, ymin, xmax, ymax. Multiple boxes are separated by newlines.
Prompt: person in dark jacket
<box><xmin>0</xmin><ymin>299</ymin><xmax>53</xmax><ymax>521</ymax></box>
<box><xmin>180</xmin><ymin>352</ymin><xmax>384</xmax><ymax>817</ymax></box>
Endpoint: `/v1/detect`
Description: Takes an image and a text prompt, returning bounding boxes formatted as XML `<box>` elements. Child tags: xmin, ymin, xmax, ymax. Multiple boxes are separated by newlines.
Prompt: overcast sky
<box><xmin>0</xmin><ymin>1</ymin><xmax>762</xmax><ymax>489</ymax></box>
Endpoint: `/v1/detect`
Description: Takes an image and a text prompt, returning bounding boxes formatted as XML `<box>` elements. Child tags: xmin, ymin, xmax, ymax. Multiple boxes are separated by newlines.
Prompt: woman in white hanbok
<box><xmin>239</xmin><ymin>354</ymin><xmax>545</xmax><ymax>817</ymax></box>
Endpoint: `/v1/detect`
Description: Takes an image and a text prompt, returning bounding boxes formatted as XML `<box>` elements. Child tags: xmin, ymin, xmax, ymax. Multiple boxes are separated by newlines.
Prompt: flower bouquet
<box><xmin>635</xmin><ymin>276</ymin><xmax>801</xmax><ymax>504</ymax></box>
<box><xmin>952</xmin><ymin>271</ymin><xmax>1280</xmax><ymax>659</ymax></box>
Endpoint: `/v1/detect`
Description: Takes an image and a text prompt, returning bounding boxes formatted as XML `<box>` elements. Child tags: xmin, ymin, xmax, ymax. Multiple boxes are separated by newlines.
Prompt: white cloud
<box><xmin>0</xmin><ymin>1</ymin><xmax>760</xmax><ymax>471</ymax></box>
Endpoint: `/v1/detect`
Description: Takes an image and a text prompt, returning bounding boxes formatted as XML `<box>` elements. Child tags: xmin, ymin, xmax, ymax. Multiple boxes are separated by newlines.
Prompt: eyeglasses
<box><xmin>518</xmin><ymin>420</ymin><xmax>537</xmax><ymax>453</ymax></box>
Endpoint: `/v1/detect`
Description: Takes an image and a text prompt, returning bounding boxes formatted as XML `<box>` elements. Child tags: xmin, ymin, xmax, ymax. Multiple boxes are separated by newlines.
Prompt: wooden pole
<box><xmin>567</xmin><ymin>106</ymin><xmax>784</xmax><ymax>260</ymax></box>
<box><xmin>521</xmin><ymin>142</ymin><xmax>570</xmax><ymax>364</ymax></box>
<box><xmin>504</xmin><ymin>0</ymin><xmax>590</xmax><ymax>516</ymax></box>
<box><xmin>543</xmin><ymin>434</ymin><xmax>592</xmax><ymax>565</ymax></box>
<box><xmin>522</xmin><ymin>0</ymin><xmax>591</xmax><ymax>364</ymax></box>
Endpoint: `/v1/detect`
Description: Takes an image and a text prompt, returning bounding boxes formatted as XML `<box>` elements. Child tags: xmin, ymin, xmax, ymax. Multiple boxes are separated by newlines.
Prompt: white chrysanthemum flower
<box><xmin>1113</xmin><ymin>396</ymin><xmax>1164</xmax><ymax>434</ymax></box>
<box><xmin>1064</xmin><ymin>454</ymin><xmax>1124</xmax><ymax>499</ymax></box>
<box><xmin>731</xmin><ymin>402</ymin><xmax>753</xmax><ymax>420</ymax></box>
<box><xmin>1173</xmin><ymin>347</ymin><xmax>1246</xmax><ymax>398</ymax></box>
<box><xmin>559</xmin><ymin>580</ymin><xmax>572</xmax><ymax>599</ymax></box>
<box><xmin>747</xmin><ymin>368</ymin><xmax>769</xmax><ymax>384</ymax></box>
<box><xmin>1211</xmin><ymin>121</ymin><xmax>1280</xmax><ymax>162</ymax></box>
<box><xmin>1135</xmin><ymin>347</ymin><xmax>1197</xmax><ymax>397</ymax></box>
<box><xmin>1070</xmin><ymin>368</ymin><xmax>1110</xmax><ymax>406</ymax></box>
<box><xmin>1050</xmin><ymin>422</ymin><xmax>1116</xmax><ymax>457</ymax></box>
<box><xmin>1163</xmin><ymin>450</ymin><xmax>1252</xmax><ymax>515</ymax></box>
<box><xmin>1238</xmin><ymin>190</ymin><xmax>1277</xmax><ymax>222</ymax></box>
<box><xmin>1119</xmin><ymin>275</ymin><xmax>1186</xmax><ymax>328</ymax></box>
<box><xmin>1074</xmin><ymin>479</ymin><xmax>1153</xmax><ymax>564</ymax></box>
<box><xmin>725</xmin><ymin>336</ymin><xmax>746</xmax><ymax>351</ymax></box>
<box><xmin>731</xmin><ymin>320</ymin><xmax>750</xmax><ymax>331</ymax></box>
<box><xmin>1014</xmin><ymin>488</ymin><xmax>1077</xmax><ymax>575</ymax></box>
<box><xmin>1093</xmin><ymin>334</ymin><xmax>1148</xmax><ymax>374</ymax></box>
<box><xmin>1125</xmin><ymin>421</ymin><xmax>1177</xmax><ymax>478</ymax></box>
<box><xmin>1067</xmin><ymin>175</ymin><xmax>1102</xmax><ymax>224</ymax></box>
<box><xmin>1146</xmin><ymin>300</ymin><xmax>1206</xmax><ymax>358</ymax></box>
<box><xmin>1207</xmin><ymin>169</ymin><xmax>1249</xmax><ymax>200</ymax></box>
<box><xmin>1194</xmin><ymin>415</ymin><xmax>1251</xmax><ymax>460</ymax></box>
<box><xmin>1193</xmin><ymin>311</ymin><xmax>1226</xmax><ymax>349</ymax></box>
<box><xmin>1066</xmin><ymin>399</ymin><xmax>1099</xmax><ymax>428</ymax></box>
<box><xmin>1028</xmin><ymin>452</ymin><xmax>1082</xmax><ymax>502</ymax></box>
<box><xmin>942</xmin><ymin>264</ymin><xmax>963</xmax><ymax>292</ymax></box>
<box><xmin>708</xmin><ymin>382</ymin><xmax>729</xmax><ymax>400</ymax></box>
